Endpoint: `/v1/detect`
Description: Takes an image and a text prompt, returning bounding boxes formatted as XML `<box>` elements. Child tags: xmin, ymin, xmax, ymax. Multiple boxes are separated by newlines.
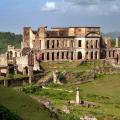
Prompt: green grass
<box><xmin>32</xmin><ymin>73</ymin><xmax>120</xmax><ymax>119</ymax></box>
<box><xmin>40</xmin><ymin>61</ymin><xmax>111</xmax><ymax>73</ymax></box>
<box><xmin>0</xmin><ymin>76</ymin><xmax>6</xmax><ymax>80</ymax></box>
<box><xmin>0</xmin><ymin>87</ymin><xmax>63</xmax><ymax>120</ymax></box>
<box><xmin>0</xmin><ymin>74</ymin><xmax>28</xmax><ymax>81</ymax></box>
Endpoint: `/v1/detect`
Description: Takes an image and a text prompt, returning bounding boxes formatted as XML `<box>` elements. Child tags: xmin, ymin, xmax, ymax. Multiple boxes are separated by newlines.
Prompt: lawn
<box><xmin>0</xmin><ymin>87</ymin><xmax>63</xmax><ymax>120</ymax></box>
<box><xmin>33</xmin><ymin>69</ymin><xmax>120</xmax><ymax>119</ymax></box>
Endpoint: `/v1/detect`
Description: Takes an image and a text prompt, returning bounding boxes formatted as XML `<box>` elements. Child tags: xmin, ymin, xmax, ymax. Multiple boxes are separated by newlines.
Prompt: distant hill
<box><xmin>102</xmin><ymin>32</ymin><xmax>120</xmax><ymax>39</ymax></box>
<box><xmin>0</xmin><ymin>32</ymin><xmax>22</xmax><ymax>53</ymax></box>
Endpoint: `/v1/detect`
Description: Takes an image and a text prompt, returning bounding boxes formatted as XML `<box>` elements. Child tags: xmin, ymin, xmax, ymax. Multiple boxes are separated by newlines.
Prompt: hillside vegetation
<box><xmin>0</xmin><ymin>32</ymin><xmax>22</xmax><ymax>53</ymax></box>
<box><xmin>36</xmin><ymin>62</ymin><xmax>120</xmax><ymax>119</ymax></box>
<box><xmin>0</xmin><ymin>87</ymin><xmax>63</xmax><ymax>120</ymax></box>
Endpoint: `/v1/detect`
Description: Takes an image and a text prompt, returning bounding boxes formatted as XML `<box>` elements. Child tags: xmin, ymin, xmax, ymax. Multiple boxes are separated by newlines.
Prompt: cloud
<box><xmin>64</xmin><ymin>0</ymin><xmax>117</xmax><ymax>6</ymax></box>
<box><xmin>63</xmin><ymin>0</ymin><xmax>120</xmax><ymax>15</ymax></box>
<box><xmin>41</xmin><ymin>1</ymin><xmax>58</xmax><ymax>11</ymax></box>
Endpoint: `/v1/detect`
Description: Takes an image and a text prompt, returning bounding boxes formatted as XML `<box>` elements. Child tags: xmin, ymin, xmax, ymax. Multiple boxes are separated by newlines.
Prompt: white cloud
<box><xmin>64</xmin><ymin>0</ymin><xmax>117</xmax><ymax>6</ymax></box>
<box><xmin>41</xmin><ymin>1</ymin><xmax>58</xmax><ymax>11</ymax></box>
<box><xmin>63</xmin><ymin>0</ymin><xmax>120</xmax><ymax>15</ymax></box>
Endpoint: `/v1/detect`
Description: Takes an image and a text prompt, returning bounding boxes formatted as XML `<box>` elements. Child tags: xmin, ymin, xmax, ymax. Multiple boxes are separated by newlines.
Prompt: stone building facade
<box><xmin>0</xmin><ymin>26</ymin><xmax>120</xmax><ymax>76</ymax></box>
<box><xmin>22</xmin><ymin>26</ymin><xmax>101</xmax><ymax>61</ymax></box>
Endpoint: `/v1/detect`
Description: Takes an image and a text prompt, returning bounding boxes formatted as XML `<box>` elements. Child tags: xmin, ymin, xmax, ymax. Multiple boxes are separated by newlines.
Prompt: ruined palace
<box><xmin>0</xmin><ymin>26</ymin><xmax>120</xmax><ymax>75</ymax></box>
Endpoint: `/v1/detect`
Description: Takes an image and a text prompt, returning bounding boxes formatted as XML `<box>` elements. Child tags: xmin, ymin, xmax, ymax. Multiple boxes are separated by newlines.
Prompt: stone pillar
<box><xmin>88</xmin><ymin>51</ymin><xmax>91</xmax><ymax>60</ymax></box>
<box><xmin>97</xmin><ymin>40</ymin><xmax>100</xmax><ymax>48</ymax></box>
<box><xmin>54</xmin><ymin>52</ymin><xmax>57</xmax><ymax>61</ymax></box>
<box><xmin>4</xmin><ymin>79</ymin><xmax>8</xmax><ymax>87</ymax></box>
<box><xmin>106</xmin><ymin>50</ymin><xmax>109</xmax><ymax>59</ymax></box>
<box><xmin>73</xmin><ymin>51</ymin><xmax>76</xmax><ymax>60</ymax></box>
<box><xmin>44</xmin><ymin>52</ymin><xmax>47</xmax><ymax>61</ymax></box>
<box><xmin>54</xmin><ymin>40</ymin><xmax>57</xmax><ymax>49</ymax></box>
<box><xmin>53</xmin><ymin>71</ymin><xmax>57</xmax><ymax>84</ymax></box>
<box><xmin>14</xmin><ymin>66</ymin><xmax>18</xmax><ymax>75</ymax></box>
<box><xmin>59</xmin><ymin>52</ymin><xmax>62</xmax><ymax>61</ymax></box>
<box><xmin>64</xmin><ymin>52</ymin><xmax>67</xmax><ymax>60</ymax></box>
<box><xmin>23</xmin><ymin>68</ymin><xmax>26</xmax><ymax>75</ymax></box>
<box><xmin>6</xmin><ymin>66</ymin><xmax>9</xmax><ymax>78</ymax></box>
<box><xmin>118</xmin><ymin>54</ymin><xmax>120</xmax><ymax>64</ymax></box>
<box><xmin>68</xmin><ymin>52</ymin><xmax>71</xmax><ymax>60</ymax></box>
<box><xmin>49</xmin><ymin>40</ymin><xmax>52</xmax><ymax>49</ymax></box>
<box><xmin>97</xmin><ymin>51</ymin><xmax>100</xmax><ymax>59</ymax></box>
<box><xmin>88</xmin><ymin>41</ymin><xmax>91</xmax><ymax>49</ymax></box>
<box><xmin>0</xmin><ymin>69</ymin><xmax>1</xmax><ymax>76</ymax></box>
<box><xmin>76</xmin><ymin>87</ymin><xmax>80</xmax><ymax>104</ymax></box>
<box><xmin>115</xmin><ymin>38</ymin><xmax>119</xmax><ymax>48</ymax></box>
<box><xmin>49</xmin><ymin>52</ymin><xmax>52</xmax><ymax>61</ymax></box>
<box><xmin>93</xmin><ymin>51</ymin><xmax>95</xmax><ymax>60</ymax></box>
<box><xmin>28</xmin><ymin>66</ymin><xmax>33</xmax><ymax>84</ymax></box>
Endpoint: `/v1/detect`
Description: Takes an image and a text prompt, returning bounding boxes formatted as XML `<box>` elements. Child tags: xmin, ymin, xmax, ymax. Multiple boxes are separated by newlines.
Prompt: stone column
<box><xmin>23</xmin><ymin>68</ymin><xmax>26</xmax><ymax>75</ymax></box>
<box><xmin>28</xmin><ymin>66</ymin><xmax>33</xmax><ymax>84</ymax></box>
<box><xmin>44</xmin><ymin>52</ymin><xmax>47</xmax><ymax>61</ymax></box>
<box><xmin>73</xmin><ymin>51</ymin><xmax>76</xmax><ymax>60</ymax></box>
<box><xmin>64</xmin><ymin>52</ymin><xmax>67</xmax><ymax>60</ymax></box>
<box><xmin>59</xmin><ymin>52</ymin><xmax>62</xmax><ymax>61</ymax></box>
<box><xmin>49</xmin><ymin>40</ymin><xmax>52</xmax><ymax>49</ymax></box>
<box><xmin>118</xmin><ymin>54</ymin><xmax>120</xmax><ymax>64</ymax></box>
<box><xmin>69</xmin><ymin>52</ymin><xmax>71</xmax><ymax>60</ymax></box>
<box><xmin>88</xmin><ymin>51</ymin><xmax>91</xmax><ymax>60</ymax></box>
<box><xmin>88</xmin><ymin>41</ymin><xmax>91</xmax><ymax>49</ymax></box>
<box><xmin>115</xmin><ymin>38</ymin><xmax>119</xmax><ymax>48</ymax></box>
<box><xmin>97</xmin><ymin>51</ymin><xmax>100</xmax><ymax>59</ymax></box>
<box><xmin>53</xmin><ymin>71</ymin><xmax>57</xmax><ymax>84</ymax></box>
<box><xmin>0</xmin><ymin>69</ymin><xmax>1</xmax><ymax>76</ymax></box>
<box><xmin>54</xmin><ymin>52</ymin><xmax>57</xmax><ymax>61</ymax></box>
<box><xmin>97</xmin><ymin>40</ymin><xmax>100</xmax><ymax>48</ymax></box>
<box><xmin>49</xmin><ymin>52</ymin><xmax>52</xmax><ymax>61</ymax></box>
<box><xmin>6</xmin><ymin>66</ymin><xmax>9</xmax><ymax>78</ymax></box>
<box><xmin>4</xmin><ymin>79</ymin><xmax>8</xmax><ymax>87</ymax></box>
<box><xmin>106</xmin><ymin>50</ymin><xmax>109</xmax><ymax>59</ymax></box>
<box><xmin>14</xmin><ymin>66</ymin><xmax>18</xmax><ymax>75</ymax></box>
<box><xmin>76</xmin><ymin>87</ymin><xmax>80</xmax><ymax>105</ymax></box>
<box><xmin>93</xmin><ymin>51</ymin><xmax>95</xmax><ymax>60</ymax></box>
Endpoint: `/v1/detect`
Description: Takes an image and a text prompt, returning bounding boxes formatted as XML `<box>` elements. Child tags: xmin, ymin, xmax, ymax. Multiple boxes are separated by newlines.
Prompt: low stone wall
<box><xmin>0</xmin><ymin>77</ymin><xmax>29</xmax><ymax>87</ymax></box>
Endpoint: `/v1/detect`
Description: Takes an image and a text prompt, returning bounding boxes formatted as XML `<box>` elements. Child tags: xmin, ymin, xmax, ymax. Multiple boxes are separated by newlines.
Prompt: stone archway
<box><xmin>78</xmin><ymin>52</ymin><xmax>82</xmax><ymax>60</ymax></box>
<box><xmin>9</xmin><ymin>51</ymin><xmax>13</xmax><ymax>59</ymax></box>
<box><xmin>91</xmin><ymin>52</ymin><xmax>93</xmax><ymax>59</ymax></box>
<box><xmin>23</xmin><ymin>66</ymin><xmax>28</xmax><ymax>75</ymax></box>
<box><xmin>95</xmin><ymin>51</ymin><xmax>97</xmax><ymax>59</ymax></box>
<box><xmin>52</xmin><ymin>52</ymin><xmax>54</xmax><ymax>60</ymax></box>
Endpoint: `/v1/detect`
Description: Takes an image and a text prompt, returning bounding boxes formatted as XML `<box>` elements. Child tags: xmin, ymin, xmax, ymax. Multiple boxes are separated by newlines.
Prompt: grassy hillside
<box><xmin>36</xmin><ymin>62</ymin><xmax>120</xmax><ymax>119</ymax></box>
<box><xmin>0</xmin><ymin>87</ymin><xmax>63</xmax><ymax>120</ymax></box>
<box><xmin>0</xmin><ymin>32</ymin><xmax>22</xmax><ymax>53</ymax></box>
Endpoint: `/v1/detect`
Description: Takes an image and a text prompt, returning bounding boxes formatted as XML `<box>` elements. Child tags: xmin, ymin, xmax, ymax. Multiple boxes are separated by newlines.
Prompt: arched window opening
<box><xmin>57</xmin><ymin>52</ymin><xmax>59</xmax><ymax>59</ymax></box>
<box><xmin>47</xmin><ymin>40</ymin><xmax>49</xmax><ymax>49</ymax></box>
<box><xmin>52</xmin><ymin>40</ymin><xmax>54</xmax><ymax>48</ymax></box>
<box><xmin>78</xmin><ymin>52</ymin><xmax>82</xmax><ymax>60</ymax></box>
<box><xmin>62</xmin><ymin>52</ymin><xmax>64</xmax><ymax>59</ymax></box>
<box><xmin>95</xmin><ymin>51</ymin><xmax>97</xmax><ymax>59</ymax></box>
<box><xmin>91</xmin><ymin>52</ymin><xmax>93</xmax><ymax>59</ymax></box>
<box><xmin>42</xmin><ymin>53</ymin><xmax>44</xmax><ymax>60</ymax></box>
<box><xmin>52</xmin><ymin>52</ymin><xmax>54</xmax><ymax>60</ymax></box>
<box><xmin>47</xmin><ymin>52</ymin><xmax>49</xmax><ymax>60</ymax></box>
<box><xmin>71</xmin><ymin>52</ymin><xmax>73</xmax><ymax>60</ymax></box>
<box><xmin>78</xmin><ymin>40</ymin><xmax>81</xmax><ymax>47</ymax></box>
<box><xmin>9</xmin><ymin>51</ymin><xmax>13</xmax><ymax>59</ymax></box>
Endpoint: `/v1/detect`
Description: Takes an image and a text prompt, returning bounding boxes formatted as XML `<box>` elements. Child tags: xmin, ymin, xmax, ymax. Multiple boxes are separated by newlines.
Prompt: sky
<box><xmin>0</xmin><ymin>0</ymin><xmax>120</xmax><ymax>33</ymax></box>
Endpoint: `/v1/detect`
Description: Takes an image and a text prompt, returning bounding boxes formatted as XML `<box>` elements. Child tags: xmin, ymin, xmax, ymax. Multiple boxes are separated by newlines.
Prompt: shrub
<box><xmin>22</xmin><ymin>84</ymin><xmax>42</xmax><ymax>94</ymax></box>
